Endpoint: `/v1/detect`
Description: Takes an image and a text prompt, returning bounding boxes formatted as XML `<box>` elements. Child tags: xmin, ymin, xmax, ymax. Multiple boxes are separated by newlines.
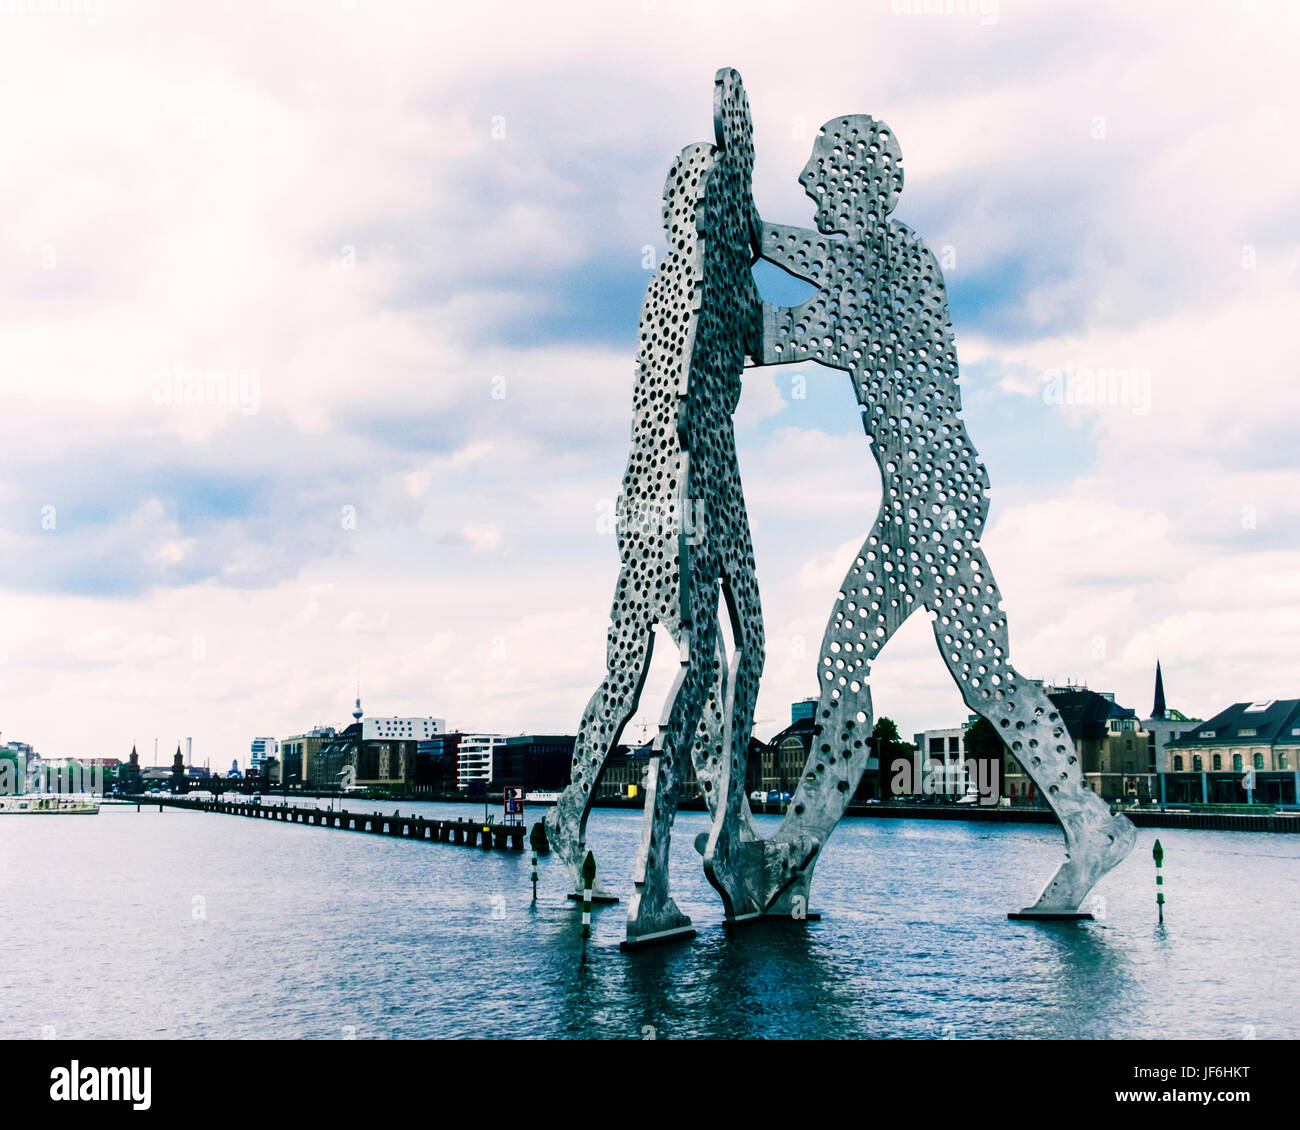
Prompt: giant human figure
<box><xmin>747</xmin><ymin>116</ymin><xmax>1136</xmax><ymax>917</ymax></box>
<box><xmin>543</xmin><ymin>70</ymin><xmax>768</xmax><ymax>946</ymax></box>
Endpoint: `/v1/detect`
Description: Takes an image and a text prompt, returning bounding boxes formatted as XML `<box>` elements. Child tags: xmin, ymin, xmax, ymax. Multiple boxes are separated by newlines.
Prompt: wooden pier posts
<box><xmin>129</xmin><ymin>796</ymin><xmax>527</xmax><ymax>854</ymax></box>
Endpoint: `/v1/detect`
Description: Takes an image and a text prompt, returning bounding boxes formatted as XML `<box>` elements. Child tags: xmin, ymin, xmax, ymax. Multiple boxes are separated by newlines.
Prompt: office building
<box><xmin>912</xmin><ymin>726</ymin><xmax>968</xmax><ymax>796</ymax></box>
<box><xmin>791</xmin><ymin>698</ymin><xmax>818</xmax><ymax>726</ymax></box>
<box><xmin>279</xmin><ymin>726</ymin><xmax>337</xmax><ymax>787</ymax></box>
<box><xmin>496</xmin><ymin>735</ymin><xmax>575</xmax><ymax>792</ymax></box>
<box><xmin>415</xmin><ymin>732</ymin><xmax>462</xmax><ymax>796</ymax></box>
<box><xmin>361</xmin><ymin>717</ymin><xmax>446</xmax><ymax>742</ymax></box>
<box><xmin>456</xmin><ymin>734</ymin><xmax>506</xmax><ymax>792</ymax></box>
<box><xmin>250</xmin><ymin>736</ymin><xmax>278</xmax><ymax>772</ymax></box>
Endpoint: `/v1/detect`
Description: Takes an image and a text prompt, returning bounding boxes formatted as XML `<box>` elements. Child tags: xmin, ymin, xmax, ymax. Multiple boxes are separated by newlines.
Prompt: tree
<box><xmin>964</xmin><ymin>715</ymin><xmax>1011</xmax><ymax>802</ymax></box>
<box><xmin>871</xmin><ymin>717</ymin><xmax>915</xmax><ymax>802</ymax></box>
<box><xmin>963</xmin><ymin>716</ymin><xmax>1007</xmax><ymax>761</ymax></box>
<box><xmin>0</xmin><ymin>747</ymin><xmax>20</xmax><ymax>794</ymax></box>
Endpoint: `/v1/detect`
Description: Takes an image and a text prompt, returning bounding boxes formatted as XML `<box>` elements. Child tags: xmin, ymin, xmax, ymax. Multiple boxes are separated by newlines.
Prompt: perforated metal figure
<box><xmin>543</xmin><ymin>69</ymin><xmax>769</xmax><ymax>946</ymax></box>
<box><xmin>746</xmin><ymin>116</ymin><xmax>1136</xmax><ymax>917</ymax></box>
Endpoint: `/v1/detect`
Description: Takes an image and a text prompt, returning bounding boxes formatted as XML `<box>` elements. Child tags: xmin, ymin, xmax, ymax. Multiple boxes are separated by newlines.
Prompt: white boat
<box><xmin>0</xmin><ymin>794</ymin><xmax>100</xmax><ymax>815</ymax></box>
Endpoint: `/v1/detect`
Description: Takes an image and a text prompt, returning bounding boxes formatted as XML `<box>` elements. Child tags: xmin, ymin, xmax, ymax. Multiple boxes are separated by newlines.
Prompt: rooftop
<box><xmin>1168</xmin><ymin>699</ymin><xmax>1300</xmax><ymax>748</ymax></box>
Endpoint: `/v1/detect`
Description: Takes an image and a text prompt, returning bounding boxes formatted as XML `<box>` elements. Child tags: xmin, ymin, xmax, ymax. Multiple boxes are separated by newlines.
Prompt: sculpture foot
<box><xmin>623</xmin><ymin>890</ymin><xmax>693</xmax><ymax>950</ymax></box>
<box><xmin>701</xmin><ymin>814</ymin><xmax>763</xmax><ymax>922</ymax></box>
<box><xmin>543</xmin><ymin>806</ymin><xmax>611</xmax><ymax>897</ymax></box>
<box><xmin>755</xmin><ymin>835</ymin><xmax>820</xmax><ymax>912</ymax></box>
<box><xmin>691</xmin><ymin>827</ymin><xmax>811</xmax><ymax>920</ymax></box>
<box><xmin>1019</xmin><ymin>807</ymin><xmax>1136</xmax><ymax>915</ymax></box>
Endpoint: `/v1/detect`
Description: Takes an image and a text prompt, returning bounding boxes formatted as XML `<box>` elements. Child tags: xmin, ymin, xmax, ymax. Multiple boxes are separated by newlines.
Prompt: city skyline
<box><xmin>2</xmin><ymin>1</ymin><xmax>1298</xmax><ymax>761</ymax></box>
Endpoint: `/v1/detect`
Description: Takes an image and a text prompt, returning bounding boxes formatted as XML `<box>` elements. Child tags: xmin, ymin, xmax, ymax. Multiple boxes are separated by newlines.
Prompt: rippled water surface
<box><xmin>3</xmin><ymin>800</ymin><xmax>1296</xmax><ymax>1039</ymax></box>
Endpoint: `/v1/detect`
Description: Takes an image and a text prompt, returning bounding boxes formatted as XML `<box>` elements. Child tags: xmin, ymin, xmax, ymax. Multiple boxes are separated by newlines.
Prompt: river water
<box><xmin>2</xmin><ymin>800</ymin><xmax>1295</xmax><ymax>1039</ymax></box>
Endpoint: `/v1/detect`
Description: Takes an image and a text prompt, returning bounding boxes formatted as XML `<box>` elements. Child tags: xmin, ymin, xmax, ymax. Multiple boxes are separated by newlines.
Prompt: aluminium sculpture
<box><xmin>543</xmin><ymin>69</ymin><xmax>770</xmax><ymax>947</ymax></box>
<box><xmin>544</xmin><ymin>71</ymin><xmax>1136</xmax><ymax>946</ymax></box>
<box><xmin>740</xmin><ymin>114</ymin><xmax>1137</xmax><ymax>919</ymax></box>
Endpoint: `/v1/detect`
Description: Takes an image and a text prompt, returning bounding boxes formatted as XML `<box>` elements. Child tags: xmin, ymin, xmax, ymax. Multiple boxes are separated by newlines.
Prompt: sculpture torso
<box><xmin>766</xmin><ymin>220</ymin><xmax>990</xmax><ymax>547</ymax></box>
<box><xmin>618</xmin><ymin>132</ymin><xmax>760</xmax><ymax>627</ymax></box>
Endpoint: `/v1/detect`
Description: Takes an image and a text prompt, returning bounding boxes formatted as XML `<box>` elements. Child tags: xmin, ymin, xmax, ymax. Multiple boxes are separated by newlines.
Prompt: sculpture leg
<box><xmin>545</xmin><ymin>600</ymin><xmax>656</xmax><ymax>896</ymax></box>
<box><xmin>623</xmin><ymin>615</ymin><xmax>718</xmax><ymax>947</ymax></box>
<box><xmin>754</xmin><ymin>523</ymin><xmax>915</xmax><ymax>916</ymax></box>
<box><xmin>682</xmin><ymin>612</ymin><xmax>731</xmax><ymax>819</ymax></box>
<box><xmin>698</xmin><ymin>572</ymin><xmax>765</xmax><ymax>919</ymax></box>
<box><xmin>930</xmin><ymin>546</ymin><xmax>1136</xmax><ymax>914</ymax></box>
<box><xmin>687</xmin><ymin>611</ymin><xmax>766</xmax><ymax>842</ymax></box>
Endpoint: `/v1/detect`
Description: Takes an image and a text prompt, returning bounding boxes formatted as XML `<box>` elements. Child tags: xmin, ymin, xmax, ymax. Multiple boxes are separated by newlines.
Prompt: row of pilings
<box><xmin>125</xmin><ymin>795</ymin><xmax>526</xmax><ymax>850</ymax></box>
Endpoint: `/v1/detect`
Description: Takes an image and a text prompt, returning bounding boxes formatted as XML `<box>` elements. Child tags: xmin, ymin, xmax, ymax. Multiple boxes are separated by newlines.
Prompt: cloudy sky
<box><xmin>2</xmin><ymin>0</ymin><xmax>1298</xmax><ymax>766</ymax></box>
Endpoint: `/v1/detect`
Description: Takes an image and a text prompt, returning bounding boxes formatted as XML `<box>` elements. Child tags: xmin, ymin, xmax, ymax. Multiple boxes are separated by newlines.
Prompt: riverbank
<box><xmin>124</xmin><ymin>790</ymin><xmax>1300</xmax><ymax>832</ymax></box>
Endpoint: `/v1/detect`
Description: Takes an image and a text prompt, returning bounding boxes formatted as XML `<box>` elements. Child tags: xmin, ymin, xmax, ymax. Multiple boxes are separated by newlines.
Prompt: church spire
<box><xmin>1152</xmin><ymin>659</ymin><xmax>1167</xmax><ymax>720</ymax></box>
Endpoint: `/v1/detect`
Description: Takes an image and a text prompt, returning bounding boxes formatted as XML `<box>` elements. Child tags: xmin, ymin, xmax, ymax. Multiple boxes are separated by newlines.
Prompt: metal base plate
<box><xmin>744</xmin><ymin>911</ymin><xmax>823</xmax><ymax>923</ymax></box>
<box><xmin>1007</xmin><ymin>910</ymin><xmax>1095</xmax><ymax>921</ymax></box>
<box><xmin>567</xmin><ymin>892</ymin><xmax>620</xmax><ymax>905</ymax></box>
<box><xmin>619</xmin><ymin>925</ymin><xmax>697</xmax><ymax>951</ymax></box>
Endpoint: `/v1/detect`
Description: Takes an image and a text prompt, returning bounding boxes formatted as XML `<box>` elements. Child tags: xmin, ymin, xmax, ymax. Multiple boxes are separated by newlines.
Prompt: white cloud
<box><xmin>461</xmin><ymin>524</ymin><xmax>503</xmax><ymax>553</ymax></box>
<box><xmin>1</xmin><ymin>0</ymin><xmax>1297</xmax><ymax>758</ymax></box>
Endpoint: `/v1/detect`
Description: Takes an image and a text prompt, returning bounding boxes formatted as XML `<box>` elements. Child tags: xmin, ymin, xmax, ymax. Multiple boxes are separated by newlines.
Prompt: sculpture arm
<box><xmin>751</xmin><ymin>221</ymin><xmax>827</xmax><ymax>366</ymax></box>
<box><xmin>759</xmin><ymin>298</ymin><xmax>819</xmax><ymax>366</ymax></box>
<box><xmin>758</xmin><ymin>221</ymin><xmax>824</xmax><ymax>284</ymax></box>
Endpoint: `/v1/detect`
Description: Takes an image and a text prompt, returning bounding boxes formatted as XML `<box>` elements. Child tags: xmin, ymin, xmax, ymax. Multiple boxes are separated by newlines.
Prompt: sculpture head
<box><xmin>799</xmin><ymin>116</ymin><xmax>904</xmax><ymax>235</ymax></box>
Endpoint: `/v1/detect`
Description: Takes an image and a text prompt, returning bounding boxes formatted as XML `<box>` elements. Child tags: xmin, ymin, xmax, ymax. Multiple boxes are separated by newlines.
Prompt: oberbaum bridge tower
<box><xmin>542</xmin><ymin>68</ymin><xmax>1136</xmax><ymax>949</ymax></box>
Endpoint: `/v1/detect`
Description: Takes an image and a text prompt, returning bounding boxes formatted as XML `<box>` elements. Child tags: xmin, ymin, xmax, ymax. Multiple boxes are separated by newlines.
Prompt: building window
<box><xmin>1193</xmin><ymin>755</ymin><xmax>1203</xmax><ymax>772</ymax></box>
<box><xmin>1253</xmin><ymin>752</ymin><xmax>1264</xmax><ymax>771</ymax></box>
<box><xmin>1281</xmin><ymin>754</ymin><xmax>1290</xmax><ymax>770</ymax></box>
<box><xmin>1213</xmin><ymin>754</ymin><xmax>1221</xmax><ymax>771</ymax></box>
<box><xmin>1239</xmin><ymin>729</ymin><xmax>1257</xmax><ymax>737</ymax></box>
<box><xmin>1173</xmin><ymin>756</ymin><xmax>1183</xmax><ymax>771</ymax></box>
<box><xmin>1233</xmin><ymin>754</ymin><xmax>1243</xmax><ymax>772</ymax></box>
